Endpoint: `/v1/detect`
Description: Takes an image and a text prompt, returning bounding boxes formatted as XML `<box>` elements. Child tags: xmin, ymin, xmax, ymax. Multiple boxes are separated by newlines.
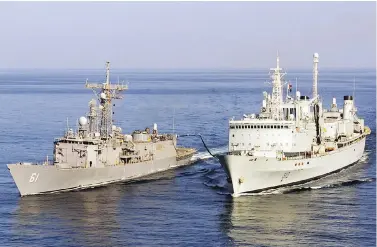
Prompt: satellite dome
<box><xmin>79</xmin><ymin>116</ymin><xmax>88</xmax><ymax>126</ymax></box>
<box><xmin>313</xmin><ymin>53</ymin><xmax>319</xmax><ymax>58</ymax></box>
<box><xmin>112</xmin><ymin>125</ymin><xmax>117</xmax><ymax>131</ymax></box>
<box><xmin>100</xmin><ymin>92</ymin><xmax>107</xmax><ymax>99</ymax></box>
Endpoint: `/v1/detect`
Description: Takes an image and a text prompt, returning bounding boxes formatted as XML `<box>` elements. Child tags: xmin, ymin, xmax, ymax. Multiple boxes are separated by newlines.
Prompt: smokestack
<box><xmin>313</xmin><ymin>53</ymin><xmax>319</xmax><ymax>100</ymax></box>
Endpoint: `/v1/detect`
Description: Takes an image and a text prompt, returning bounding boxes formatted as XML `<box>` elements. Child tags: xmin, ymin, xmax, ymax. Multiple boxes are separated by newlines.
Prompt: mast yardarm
<box><xmin>85</xmin><ymin>62</ymin><xmax>128</xmax><ymax>138</ymax></box>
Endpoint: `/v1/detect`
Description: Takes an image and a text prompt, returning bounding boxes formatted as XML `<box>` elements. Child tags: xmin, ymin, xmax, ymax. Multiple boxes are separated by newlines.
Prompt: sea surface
<box><xmin>0</xmin><ymin>68</ymin><xmax>375</xmax><ymax>246</ymax></box>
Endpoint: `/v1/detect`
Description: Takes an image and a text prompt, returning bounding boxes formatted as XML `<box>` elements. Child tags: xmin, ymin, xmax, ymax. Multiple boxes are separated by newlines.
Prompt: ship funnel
<box><xmin>312</xmin><ymin>53</ymin><xmax>319</xmax><ymax>100</ymax></box>
<box><xmin>343</xmin><ymin>95</ymin><xmax>354</xmax><ymax>120</ymax></box>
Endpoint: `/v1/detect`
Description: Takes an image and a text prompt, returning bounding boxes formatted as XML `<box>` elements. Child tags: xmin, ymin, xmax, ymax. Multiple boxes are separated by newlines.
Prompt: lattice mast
<box><xmin>312</xmin><ymin>53</ymin><xmax>319</xmax><ymax>100</ymax></box>
<box><xmin>85</xmin><ymin>62</ymin><xmax>128</xmax><ymax>138</ymax></box>
<box><xmin>270</xmin><ymin>53</ymin><xmax>286</xmax><ymax>120</ymax></box>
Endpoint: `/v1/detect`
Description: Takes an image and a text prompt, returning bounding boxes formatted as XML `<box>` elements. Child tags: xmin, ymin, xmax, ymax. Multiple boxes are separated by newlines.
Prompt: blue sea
<box><xmin>0</xmin><ymin>68</ymin><xmax>375</xmax><ymax>246</ymax></box>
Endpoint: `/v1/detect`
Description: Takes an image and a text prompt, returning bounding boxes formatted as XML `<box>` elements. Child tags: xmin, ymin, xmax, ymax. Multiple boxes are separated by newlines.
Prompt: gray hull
<box><xmin>218</xmin><ymin>137</ymin><xmax>366</xmax><ymax>197</ymax></box>
<box><xmin>8</xmin><ymin>156</ymin><xmax>194</xmax><ymax>196</ymax></box>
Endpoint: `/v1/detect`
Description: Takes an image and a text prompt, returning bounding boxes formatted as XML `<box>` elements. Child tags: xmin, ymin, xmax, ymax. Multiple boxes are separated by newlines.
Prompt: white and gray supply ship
<box><xmin>218</xmin><ymin>53</ymin><xmax>371</xmax><ymax>197</ymax></box>
<box><xmin>8</xmin><ymin>62</ymin><xmax>196</xmax><ymax>196</ymax></box>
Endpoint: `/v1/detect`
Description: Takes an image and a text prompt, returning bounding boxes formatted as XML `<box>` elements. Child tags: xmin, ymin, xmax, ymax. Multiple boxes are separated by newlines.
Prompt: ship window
<box><xmin>251</xmin><ymin>125</ymin><xmax>254</xmax><ymax>129</ymax></box>
<box><xmin>230</xmin><ymin>125</ymin><xmax>235</xmax><ymax>129</ymax></box>
<box><xmin>284</xmin><ymin>126</ymin><xmax>288</xmax><ymax>129</ymax></box>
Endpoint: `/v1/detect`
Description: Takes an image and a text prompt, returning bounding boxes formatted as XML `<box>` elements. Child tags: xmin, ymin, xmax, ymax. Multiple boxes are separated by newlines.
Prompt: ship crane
<box><xmin>85</xmin><ymin>61</ymin><xmax>128</xmax><ymax>138</ymax></box>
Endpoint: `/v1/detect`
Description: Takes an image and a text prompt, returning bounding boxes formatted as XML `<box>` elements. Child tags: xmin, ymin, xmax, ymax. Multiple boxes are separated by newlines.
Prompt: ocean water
<box><xmin>0</xmin><ymin>68</ymin><xmax>375</xmax><ymax>246</ymax></box>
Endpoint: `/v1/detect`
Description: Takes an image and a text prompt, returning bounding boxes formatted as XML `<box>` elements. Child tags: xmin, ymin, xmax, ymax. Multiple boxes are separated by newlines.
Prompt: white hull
<box><xmin>8</xmin><ymin>156</ymin><xmax>194</xmax><ymax>196</ymax></box>
<box><xmin>218</xmin><ymin>137</ymin><xmax>366</xmax><ymax>197</ymax></box>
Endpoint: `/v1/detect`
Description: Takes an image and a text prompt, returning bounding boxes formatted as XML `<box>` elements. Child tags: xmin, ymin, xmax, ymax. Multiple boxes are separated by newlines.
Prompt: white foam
<box><xmin>190</xmin><ymin>146</ymin><xmax>227</xmax><ymax>161</ymax></box>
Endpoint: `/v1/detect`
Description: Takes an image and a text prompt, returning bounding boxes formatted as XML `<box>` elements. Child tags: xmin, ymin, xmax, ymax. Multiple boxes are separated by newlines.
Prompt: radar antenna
<box><xmin>85</xmin><ymin>62</ymin><xmax>128</xmax><ymax>138</ymax></box>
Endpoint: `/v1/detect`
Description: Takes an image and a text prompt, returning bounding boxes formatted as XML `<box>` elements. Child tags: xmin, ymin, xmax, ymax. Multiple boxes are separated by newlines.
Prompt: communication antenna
<box><xmin>85</xmin><ymin>62</ymin><xmax>128</xmax><ymax>138</ymax></box>
<box><xmin>172</xmin><ymin>107</ymin><xmax>175</xmax><ymax>134</ymax></box>
<box><xmin>312</xmin><ymin>53</ymin><xmax>319</xmax><ymax>101</ymax></box>
<box><xmin>353</xmin><ymin>77</ymin><xmax>356</xmax><ymax>101</ymax></box>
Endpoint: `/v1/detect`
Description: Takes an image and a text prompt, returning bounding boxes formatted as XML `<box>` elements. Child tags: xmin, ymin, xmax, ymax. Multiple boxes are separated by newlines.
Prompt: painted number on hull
<box><xmin>29</xmin><ymin>173</ymin><xmax>40</xmax><ymax>183</ymax></box>
<box><xmin>280</xmin><ymin>172</ymin><xmax>290</xmax><ymax>183</ymax></box>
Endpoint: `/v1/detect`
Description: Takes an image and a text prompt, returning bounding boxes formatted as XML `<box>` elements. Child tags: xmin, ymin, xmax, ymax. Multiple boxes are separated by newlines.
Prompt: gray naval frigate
<box><xmin>8</xmin><ymin>62</ymin><xmax>196</xmax><ymax>196</ymax></box>
<box><xmin>218</xmin><ymin>53</ymin><xmax>371</xmax><ymax>197</ymax></box>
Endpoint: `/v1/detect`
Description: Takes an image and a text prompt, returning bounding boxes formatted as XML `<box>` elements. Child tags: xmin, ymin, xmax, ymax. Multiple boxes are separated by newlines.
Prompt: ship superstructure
<box><xmin>218</xmin><ymin>53</ymin><xmax>371</xmax><ymax>197</ymax></box>
<box><xmin>8</xmin><ymin>62</ymin><xmax>196</xmax><ymax>196</ymax></box>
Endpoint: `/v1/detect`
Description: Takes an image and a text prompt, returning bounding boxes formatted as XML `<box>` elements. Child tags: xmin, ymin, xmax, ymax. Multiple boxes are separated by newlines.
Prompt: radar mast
<box><xmin>85</xmin><ymin>62</ymin><xmax>128</xmax><ymax>138</ymax></box>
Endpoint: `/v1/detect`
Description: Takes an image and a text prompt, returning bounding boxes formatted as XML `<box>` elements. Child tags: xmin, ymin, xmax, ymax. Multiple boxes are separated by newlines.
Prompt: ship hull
<box><xmin>218</xmin><ymin>137</ymin><xmax>366</xmax><ymax>197</ymax></box>
<box><xmin>8</xmin><ymin>155</ymin><xmax>194</xmax><ymax>196</ymax></box>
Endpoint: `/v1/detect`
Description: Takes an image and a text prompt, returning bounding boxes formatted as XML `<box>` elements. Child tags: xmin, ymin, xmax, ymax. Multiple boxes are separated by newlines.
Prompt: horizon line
<box><xmin>0</xmin><ymin>66</ymin><xmax>375</xmax><ymax>71</ymax></box>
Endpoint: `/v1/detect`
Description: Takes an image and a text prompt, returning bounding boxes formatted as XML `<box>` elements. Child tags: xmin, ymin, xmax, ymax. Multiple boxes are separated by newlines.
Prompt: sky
<box><xmin>0</xmin><ymin>2</ymin><xmax>375</xmax><ymax>69</ymax></box>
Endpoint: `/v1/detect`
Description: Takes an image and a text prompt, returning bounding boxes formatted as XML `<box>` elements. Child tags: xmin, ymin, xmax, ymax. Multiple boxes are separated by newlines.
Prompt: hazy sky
<box><xmin>0</xmin><ymin>2</ymin><xmax>375</xmax><ymax>69</ymax></box>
